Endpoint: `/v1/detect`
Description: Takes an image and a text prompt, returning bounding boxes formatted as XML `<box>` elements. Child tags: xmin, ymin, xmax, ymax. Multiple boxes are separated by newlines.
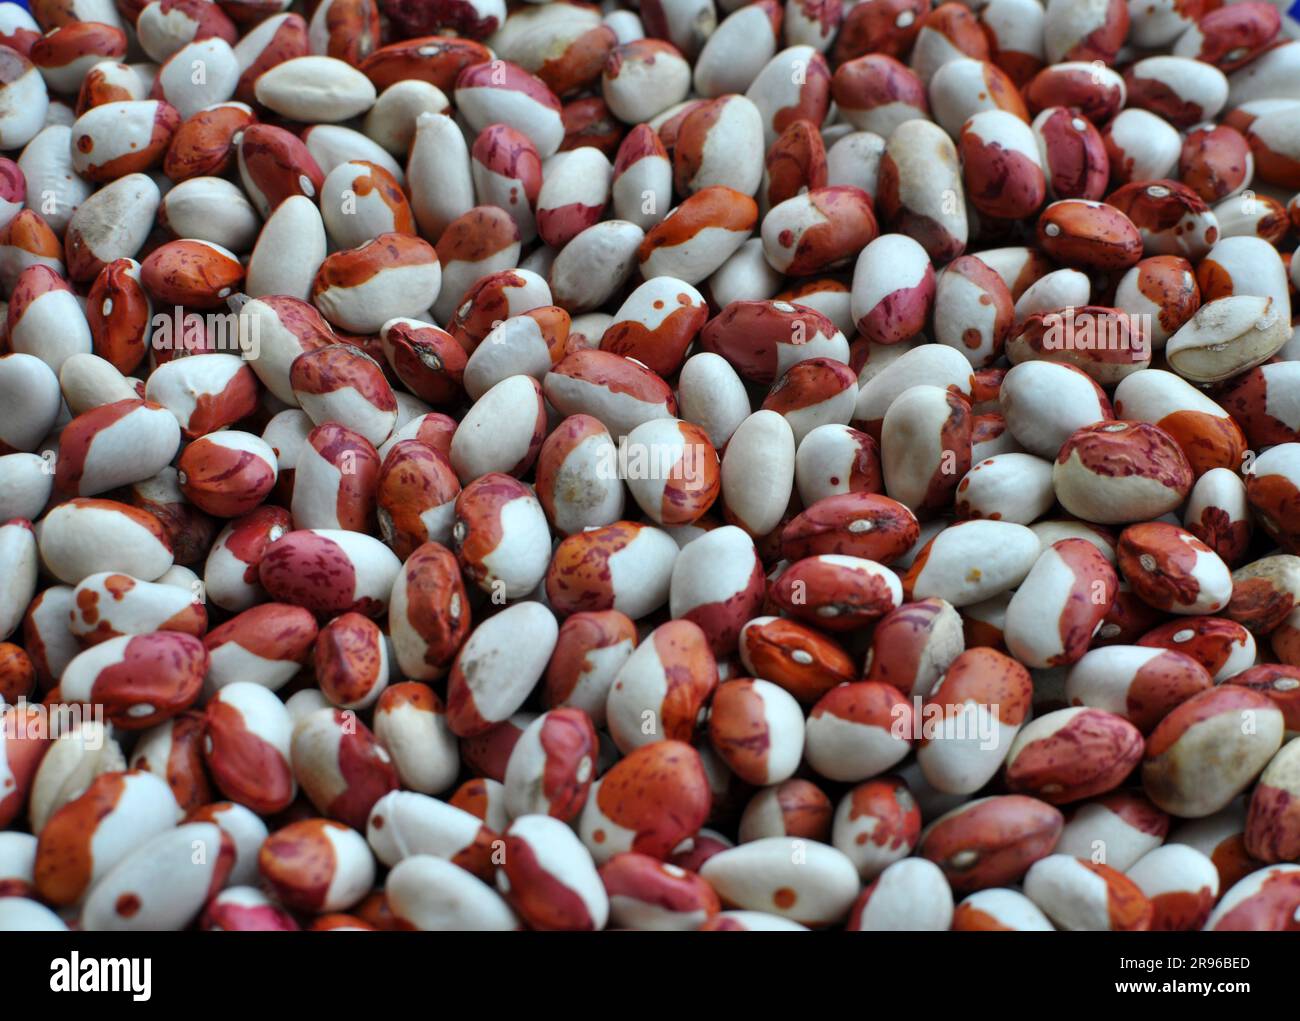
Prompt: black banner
<box><xmin>1</xmin><ymin>932</ymin><xmax>1287</xmax><ymax>1007</ymax></box>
